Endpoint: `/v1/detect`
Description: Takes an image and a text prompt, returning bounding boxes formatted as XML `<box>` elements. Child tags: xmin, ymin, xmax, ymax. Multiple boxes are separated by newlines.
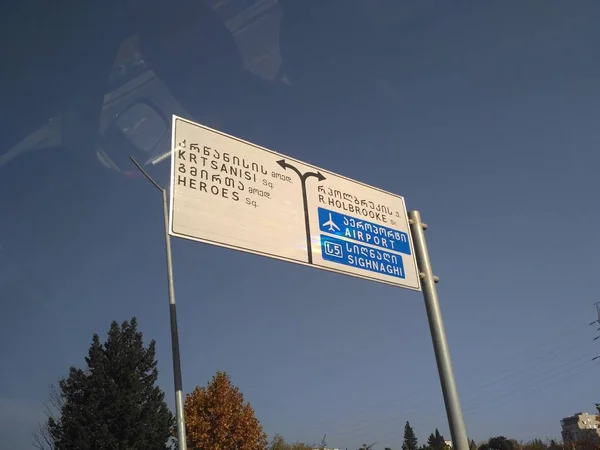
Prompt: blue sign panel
<box><xmin>318</xmin><ymin>207</ymin><xmax>411</xmax><ymax>255</ymax></box>
<box><xmin>320</xmin><ymin>235</ymin><xmax>406</xmax><ymax>279</ymax></box>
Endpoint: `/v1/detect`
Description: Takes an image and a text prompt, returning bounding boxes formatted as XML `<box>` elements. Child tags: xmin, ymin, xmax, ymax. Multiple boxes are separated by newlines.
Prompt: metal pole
<box><xmin>408</xmin><ymin>210</ymin><xmax>468</xmax><ymax>450</ymax></box>
<box><xmin>130</xmin><ymin>158</ymin><xmax>188</xmax><ymax>450</ymax></box>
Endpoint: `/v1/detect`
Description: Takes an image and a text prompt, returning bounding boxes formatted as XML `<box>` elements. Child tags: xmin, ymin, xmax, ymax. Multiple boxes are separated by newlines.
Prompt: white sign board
<box><xmin>169</xmin><ymin>116</ymin><xmax>421</xmax><ymax>291</ymax></box>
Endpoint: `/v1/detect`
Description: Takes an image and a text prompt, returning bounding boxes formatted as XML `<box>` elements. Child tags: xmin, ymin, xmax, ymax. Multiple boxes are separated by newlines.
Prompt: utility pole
<box><xmin>130</xmin><ymin>157</ymin><xmax>188</xmax><ymax>450</ymax></box>
<box><xmin>591</xmin><ymin>302</ymin><xmax>600</xmax><ymax>343</ymax></box>
<box><xmin>593</xmin><ymin>303</ymin><xmax>600</xmax><ymax>328</ymax></box>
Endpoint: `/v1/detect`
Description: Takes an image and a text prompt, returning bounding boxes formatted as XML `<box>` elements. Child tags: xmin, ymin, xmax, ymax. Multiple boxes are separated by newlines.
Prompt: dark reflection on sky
<box><xmin>1</xmin><ymin>1</ymin><xmax>600</xmax><ymax>449</ymax></box>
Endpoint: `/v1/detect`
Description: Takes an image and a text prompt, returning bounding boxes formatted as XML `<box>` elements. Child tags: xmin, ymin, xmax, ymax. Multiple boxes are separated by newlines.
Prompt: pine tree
<box><xmin>423</xmin><ymin>433</ymin><xmax>434</xmax><ymax>450</ymax></box>
<box><xmin>402</xmin><ymin>421</ymin><xmax>418</xmax><ymax>450</ymax></box>
<box><xmin>426</xmin><ymin>430</ymin><xmax>446</xmax><ymax>450</ymax></box>
<box><xmin>40</xmin><ymin>318</ymin><xmax>174</xmax><ymax>450</ymax></box>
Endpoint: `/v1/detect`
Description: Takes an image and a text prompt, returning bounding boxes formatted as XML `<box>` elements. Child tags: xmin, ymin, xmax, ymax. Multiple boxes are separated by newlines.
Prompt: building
<box><xmin>561</xmin><ymin>412</ymin><xmax>600</xmax><ymax>443</ymax></box>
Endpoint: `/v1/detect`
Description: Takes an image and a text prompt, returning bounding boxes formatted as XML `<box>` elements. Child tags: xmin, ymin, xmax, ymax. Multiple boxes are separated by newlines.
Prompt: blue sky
<box><xmin>1</xmin><ymin>1</ymin><xmax>600</xmax><ymax>449</ymax></box>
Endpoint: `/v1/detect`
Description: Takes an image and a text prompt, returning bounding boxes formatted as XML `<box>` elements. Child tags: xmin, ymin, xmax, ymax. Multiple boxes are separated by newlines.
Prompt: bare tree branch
<box><xmin>32</xmin><ymin>382</ymin><xmax>64</xmax><ymax>450</ymax></box>
<box><xmin>33</xmin><ymin>422</ymin><xmax>54</xmax><ymax>450</ymax></box>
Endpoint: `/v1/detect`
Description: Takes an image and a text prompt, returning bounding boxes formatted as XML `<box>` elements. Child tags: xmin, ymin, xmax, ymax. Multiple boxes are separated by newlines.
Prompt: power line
<box><xmin>463</xmin><ymin>358</ymin><xmax>599</xmax><ymax>417</ymax></box>
<box><xmin>282</xmin><ymin>322</ymin><xmax>589</xmax><ymax>440</ymax></box>
<box><xmin>327</xmin><ymin>357</ymin><xmax>599</xmax><ymax>448</ymax></box>
<box><xmin>305</xmin><ymin>346</ymin><xmax>598</xmax><ymax>445</ymax></box>
<box><xmin>283</xmin><ymin>323</ymin><xmax>590</xmax><ymax>441</ymax></box>
<box><xmin>462</xmin><ymin>351</ymin><xmax>596</xmax><ymax>414</ymax></box>
<box><xmin>286</xmin><ymin>311</ymin><xmax>599</xmax><ymax>445</ymax></box>
<box><xmin>363</xmin><ymin>339</ymin><xmax>599</xmax><ymax>440</ymax></box>
<box><xmin>459</xmin><ymin>340</ymin><xmax>596</xmax><ymax>405</ymax></box>
<box><xmin>457</xmin><ymin>331</ymin><xmax>590</xmax><ymax>399</ymax></box>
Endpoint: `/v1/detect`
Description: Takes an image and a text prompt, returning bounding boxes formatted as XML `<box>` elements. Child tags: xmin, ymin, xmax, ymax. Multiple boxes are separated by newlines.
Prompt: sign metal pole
<box><xmin>131</xmin><ymin>157</ymin><xmax>188</xmax><ymax>450</ymax></box>
<box><xmin>408</xmin><ymin>210</ymin><xmax>468</xmax><ymax>450</ymax></box>
<box><xmin>167</xmin><ymin>117</ymin><xmax>464</xmax><ymax>449</ymax></box>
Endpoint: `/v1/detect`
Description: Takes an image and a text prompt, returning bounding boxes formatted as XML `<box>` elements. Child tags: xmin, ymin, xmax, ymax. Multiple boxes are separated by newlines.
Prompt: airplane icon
<box><xmin>322</xmin><ymin>213</ymin><xmax>340</xmax><ymax>232</ymax></box>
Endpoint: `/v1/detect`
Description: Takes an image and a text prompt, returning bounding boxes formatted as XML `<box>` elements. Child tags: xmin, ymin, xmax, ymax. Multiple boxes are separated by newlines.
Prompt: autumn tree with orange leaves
<box><xmin>183</xmin><ymin>371</ymin><xmax>268</xmax><ymax>450</ymax></box>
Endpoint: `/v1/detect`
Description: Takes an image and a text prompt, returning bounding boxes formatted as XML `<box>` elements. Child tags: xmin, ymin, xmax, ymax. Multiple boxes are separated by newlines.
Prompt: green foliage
<box><xmin>428</xmin><ymin>429</ymin><xmax>447</xmax><ymax>450</ymax></box>
<box><xmin>521</xmin><ymin>439</ymin><xmax>547</xmax><ymax>450</ymax></box>
<box><xmin>480</xmin><ymin>436</ymin><xmax>517</xmax><ymax>450</ymax></box>
<box><xmin>292</xmin><ymin>442</ymin><xmax>315</xmax><ymax>450</ymax></box>
<box><xmin>40</xmin><ymin>318</ymin><xmax>174</xmax><ymax>450</ymax></box>
<box><xmin>271</xmin><ymin>434</ymin><xmax>289</xmax><ymax>450</ymax></box>
<box><xmin>270</xmin><ymin>434</ymin><xmax>313</xmax><ymax>450</ymax></box>
<box><xmin>570</xmin><ymin>437</ymin><xmax>600</xmax><ymax>450</ymax></box>
<box><xmin>319</xmin><ymin>435</ymin><xmax>328</xmax><ymax>450</ymax></box>
<box><xmin>402</xmin><ymin>422</ymin><xmax>418</xmax><ymax>450</ymax></box>
<box><xmin>359</xmin><ymin>443</ymin><xmax>377</xmax><ymax>450</ymax></box>
<box><xmin>547</xmin><ymin>440</ymin><xmax>562</xmax><ymax>450</ymax></box>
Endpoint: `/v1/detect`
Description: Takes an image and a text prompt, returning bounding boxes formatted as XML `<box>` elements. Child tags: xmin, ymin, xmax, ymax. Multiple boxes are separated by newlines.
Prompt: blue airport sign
<box><xmin>318</xmin><ymin>207</ymin><xmax>411</xmax><ymax>255</ymax></box>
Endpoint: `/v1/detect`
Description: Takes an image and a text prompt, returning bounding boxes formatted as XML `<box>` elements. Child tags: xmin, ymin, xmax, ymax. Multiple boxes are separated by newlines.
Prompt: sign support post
<box><xmin>166</xmin><ymin>117</ymin><xmax>465</xmax><ymax>449</ymax></box>
<box><xmin>408</xmin><ymin>210</ymin><xmax>468</xmax><ymax>450</ymax></box>
<box><xmin>131</xmin><ymin>157</ymin><xmax>188</xmax><ymax>450</ymax></box>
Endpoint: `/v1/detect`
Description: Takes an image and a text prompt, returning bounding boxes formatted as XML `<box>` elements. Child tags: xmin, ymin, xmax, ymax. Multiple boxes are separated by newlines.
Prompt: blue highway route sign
<box><xmin>320</xmin><ymin>235</ymin><xmax>406</xmax><ymax>279</ymax></box>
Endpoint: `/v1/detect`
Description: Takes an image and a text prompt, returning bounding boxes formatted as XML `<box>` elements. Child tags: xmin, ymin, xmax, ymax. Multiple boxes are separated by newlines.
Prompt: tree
<box><xmin>480</xmin><ymin>437</ymin><xmax>517</xmax><ymax>450</ymax></box>
<box><xmin>402</xmin><ymin>421</ymin><xmax>418</xmax><ymax>450</ymax></box>
<box><xmin>358</xmin><ymin>443</ymin><xmax>377</xmax><ymax>450</ymax></box>
<box><xmin>318</xmin><ymin>434</ymin><xmax>328</xmax><ymax>450</ymax></box>
<box><xmin>271</xmin><ymin>434</ymin><xmax>289</xmax><ymax>450</ymax></box>
<box><xmin>290</xmin><ymin>441</ymin><xmax>314</xmax><ymax>450</ymax></box>
<box><xmin>572</xmin><ymin>437</ymin><xmax>600</xmax><ymax>450</ymax></box>
<box><xmin>425</xmin><ymin>430</ymin><xmax>446</xmax><ymax>450</ymax></box>
<box><xmin>33</xmin><ymin>384</ymin><xmax>64</xmax><ymax>450</ymax></box>
<box><xmin>269</xmin><ymin>434</ymin><xmax>312</xmax><ymax>450</ymax></box>
<box><xmin>184</xmin><ymin>371</ymin><xmax>268</xmax><ymax>450</ymax></box>
<box><xmin>490</xmin><ymin>437</ymin><xmax>518</xmax><ymax>450</ymax></box>
<box><xmin>34</xmin><ymin>317</ymin><xmax>174</xmax><ymax>450</ymax></box>
<box><xmin>469</xmin><ymin>440</ymin><xmax>478</xmax><ymax>450</ymax></box>
<box><xmin>521</xmin><ymin>439</ymin><xmax>546</xmax><ymax>450</ymax></box>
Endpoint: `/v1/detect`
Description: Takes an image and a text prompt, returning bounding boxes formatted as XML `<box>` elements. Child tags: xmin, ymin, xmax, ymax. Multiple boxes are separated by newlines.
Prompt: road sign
<box><xmin>169</xmin><ymin>116</ymin><xmax>421</xmax><ymax>291</ymax></box>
